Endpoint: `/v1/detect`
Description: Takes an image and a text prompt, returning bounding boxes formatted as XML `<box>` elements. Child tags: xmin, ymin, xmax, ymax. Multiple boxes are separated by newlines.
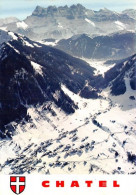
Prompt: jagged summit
<box><xmin>99</xmin><ymin>8</ymin><xmax>112</xmax><ymax>12</ymax></box>
<box><xmin>32</xmin><ymin>4</ymin><xmax>87</xmax><ymax>18</ymax></box>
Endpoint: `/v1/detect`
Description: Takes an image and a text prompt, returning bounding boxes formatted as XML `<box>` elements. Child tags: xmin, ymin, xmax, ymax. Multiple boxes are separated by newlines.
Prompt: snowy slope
<box><xmin>0</xmin><ymin>50</ymin><xmax>135</xmax><ymax>174</ymax></box>
<box><xmin>16</xmin><ymin>21</ymin><xmax>28</xmax><ymax>30</ymax></box>
<box><xmin>0</xmin><ymin>80</ymin><xmax>135</xmax><ymax>174</ymax></box>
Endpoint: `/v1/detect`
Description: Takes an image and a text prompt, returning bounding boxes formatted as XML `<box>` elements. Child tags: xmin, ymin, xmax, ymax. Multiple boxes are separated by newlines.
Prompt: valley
<box><xmin>0</xmin><ymin>59</ymin><xmax>135</xmax><ymax>174</ymax></box>
<box><xmin>0</xmin><ymin>4</ymin><xmax>136</xmax><ymax>176</ymax></box>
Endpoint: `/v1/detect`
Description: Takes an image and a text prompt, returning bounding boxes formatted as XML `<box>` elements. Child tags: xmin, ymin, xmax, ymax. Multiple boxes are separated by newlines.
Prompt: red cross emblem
<box><xmin>10</xmin><ymin>176</ymin><xmax>26</xmax><ymax>194</ymax></box>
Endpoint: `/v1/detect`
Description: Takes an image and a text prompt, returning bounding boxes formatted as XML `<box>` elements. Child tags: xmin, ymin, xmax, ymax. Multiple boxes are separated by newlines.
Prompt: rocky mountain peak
<box><xmin>99</xmin><ymin>8</ymin><xmax>112</xmax><ymax>12</ymax></box>
<box><xmin>122</xmin><ymin>9</ymin><xmax>136</xmax><ymax>20</ymax></box>
<box><xmin>32</xmin><ymin>4</ymin><xmax>87</xmax><ymax>18</ymax></box>
<box><xmin>70</xmin><ymin>3</ymin><xmax>86</xmax><ymax>10</ymax></box>
<box><xmin>32</xmin><ymin>5</ymin><xmax>45</xmax><ymax>16</ymax></box>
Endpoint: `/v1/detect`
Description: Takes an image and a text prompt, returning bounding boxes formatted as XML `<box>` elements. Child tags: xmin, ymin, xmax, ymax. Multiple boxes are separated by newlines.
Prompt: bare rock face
<box><xmin>32</xmin><ymin>4</ymin><xmax>86</xmax><ymax>18</ymax></box>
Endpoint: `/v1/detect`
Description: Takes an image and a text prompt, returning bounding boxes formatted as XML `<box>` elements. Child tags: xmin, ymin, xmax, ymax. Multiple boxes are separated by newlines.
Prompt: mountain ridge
<box><xmin>0</xmin><ymin>31</ymin><xmax>136</xmax><ymax>139</ymax></box>
<box><xmin>0</xmin><ymin>4</ymin><xmax>135</xmax><ymax>40</ymax></box>
<box><xmin>0</xmin><ymin>31</ymin><xmax>100</xmax><ymax>138</ymax></box>
<box><xmin>55</xmin><ymin>31</ymin><xmax>136</xmax><ymax>60</ymax></box>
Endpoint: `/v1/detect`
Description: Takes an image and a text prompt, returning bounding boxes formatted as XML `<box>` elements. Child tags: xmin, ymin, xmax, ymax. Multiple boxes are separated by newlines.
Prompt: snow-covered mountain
<box><xmin>0</xmin><ymin>31</ymin><xmax>136</xmax><ymax>174</ymax></box>
<box><xmin>0</xmin><ymin>4</ymin><xmax>135</xmax><ymax>40</ymax></box>
<box><xmin>104</xmin><ymin>55</ymin><xmax>136</xmax><ymax>94</ymax></box>
<box><xmin>122</xmin><ymin>9</ymin><xmax>136</xmax><ymax>20</ymax></box>
<box><xmin>0</xmin><ymin>30</ymin><xmax>13</xmax><ymax>44</ymax></box>
<box><xmin>0</xmin><ymin>31</ymin><xmax>101</xmax><ymax>138</ymax></box>
<box><xmin>24</xmin><ymin>5</ymin><xmax>136</xmax><ymax>40</ymax></box>
<box><xmin>0</xmin><ymin>17</ymin><xmax>19</xmax><ymax>27</ymax></box>
<box><xmin>55</xmin><ymin>32</ymin><xmax>136</xmax><ymax>60</ymax></box>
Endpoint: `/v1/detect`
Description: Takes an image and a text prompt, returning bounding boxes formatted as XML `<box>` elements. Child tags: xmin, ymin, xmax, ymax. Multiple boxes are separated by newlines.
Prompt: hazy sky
<box><xmin>0</xmin><ymin>0</ymin><xmax>136</xmax><ymax>19</ymax></box>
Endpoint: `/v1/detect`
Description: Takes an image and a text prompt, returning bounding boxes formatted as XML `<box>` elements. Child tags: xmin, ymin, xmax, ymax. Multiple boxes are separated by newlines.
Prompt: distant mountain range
<box><xmin>0</xmin><ymin>4</ymin><xmax>136</xmax><ymax>40</ymax></box>
<box><xmin>0</xmin><ymin>17</ymin><xmax>19</xmax><ymax>26</ymax></box>
<box><xmin>122</xmin><ymin>9</ymin><xmax>136</xmax><ymax>20</ymax></box>
<box><xmin>55</xmin><ymin>31</ymin><xmax>136</xmax><ymax>60</ymax></box>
